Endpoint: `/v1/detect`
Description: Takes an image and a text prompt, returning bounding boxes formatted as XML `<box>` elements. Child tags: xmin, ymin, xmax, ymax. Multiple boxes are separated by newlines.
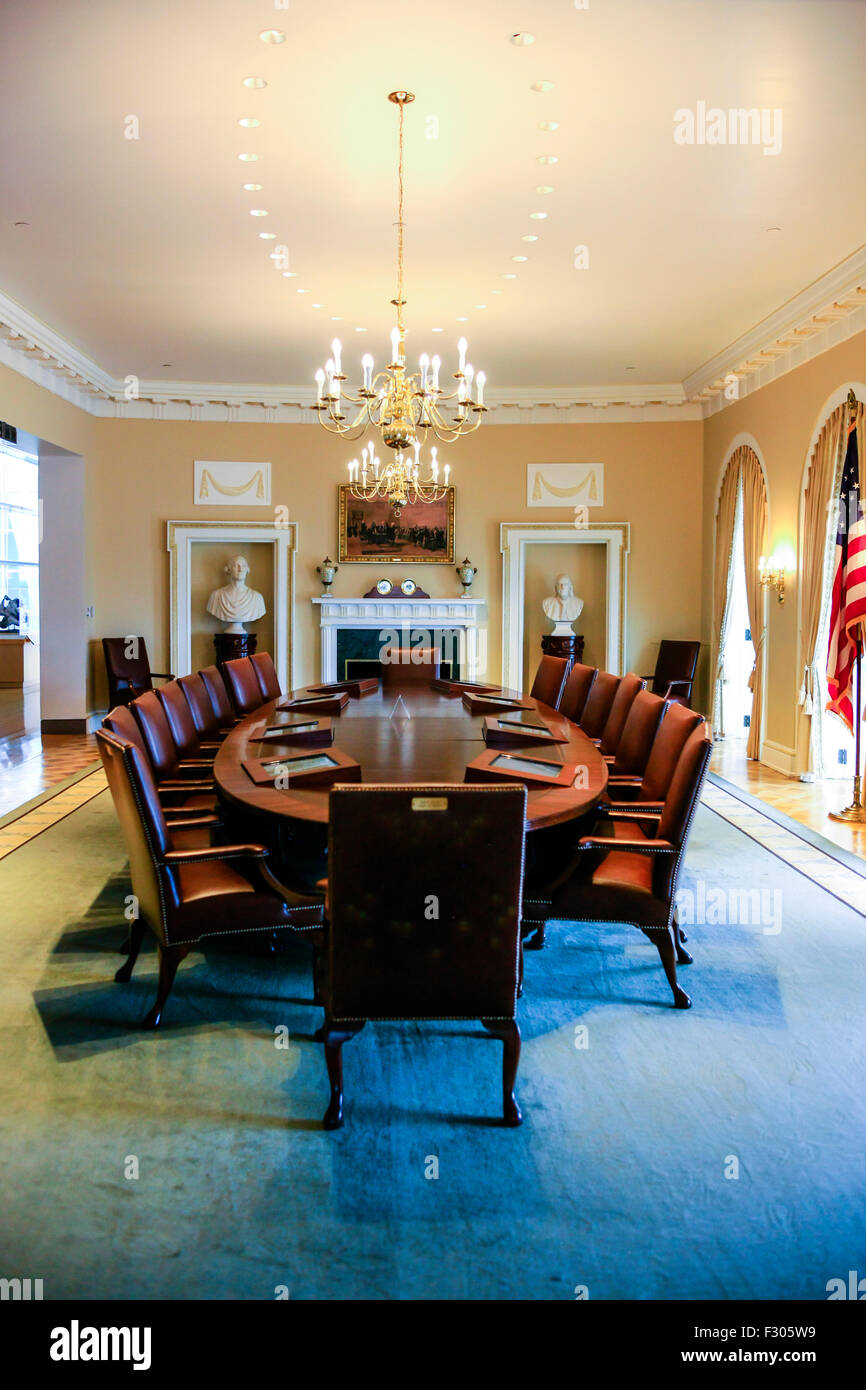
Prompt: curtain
<box><xmin>711</xmin><ymin>451</ymin><xmax>745</xmax><ymax>736</ymax></box>
<box><xmin>800</xmin><ymin>403</ymin><xmax>847</xmax><ymax>777</ymax></box>
<box><xmin>741</xmin><ymin>451</ymin><xmax>769</xmax><ymax>760</ymax></box>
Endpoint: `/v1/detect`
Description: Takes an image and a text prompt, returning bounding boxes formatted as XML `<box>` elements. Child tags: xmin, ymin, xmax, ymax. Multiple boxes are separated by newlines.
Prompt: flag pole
<box><xmin>830</xmin><ymin>392</ymin><xmax>866</xmax><ymax>821</ymax></box>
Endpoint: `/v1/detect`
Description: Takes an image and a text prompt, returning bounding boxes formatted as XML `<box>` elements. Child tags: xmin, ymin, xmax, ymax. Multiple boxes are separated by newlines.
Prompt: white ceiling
<box><xmin>1</xmin><ymin>0</ymin><xmax>865</xmax><ymax>392</ymax></box>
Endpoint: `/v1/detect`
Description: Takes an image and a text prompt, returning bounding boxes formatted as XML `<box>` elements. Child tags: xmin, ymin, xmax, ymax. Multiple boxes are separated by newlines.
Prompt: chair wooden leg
<box><xmin>480</xmin><ymin>1018</ymin><xmax>523</xmax><ymax>1126</ymax></box>
<box><xmin>115</xmin><ymin>917</ymin><xmax>145</xmax><ymax>983</ymax></box>
<box><xmin>645</xmin><ymin>927</ymin><xmax>691</xmax><ymax>1009</ymax></box>
<box><xmin>311</xmin><ymin>944</ymin><xmax>323</xmax><ymax>1005</ymax></box>
<box><xmin>321</xmin><ymin>1022</ymin><xmax>364</xmax><ymax>1130</ymax></box>
<box><xmin>142</xmin><ymin>944</ymin><xmax>191</xmax><ymax>1029</ymax></box>
<box><xmin>517</xmin><ymin>942</ymin><xmax>524</xmax><ymax>998</ymax></box>
<box><xmin>524</xmin><ymin>921</ymin><xmax>546</xmax><ymax>951</ymax></box>
<box><xmin>672</xmin><ymin>910</ymin><xmax>692</xmax><ymax>962</ymax></box>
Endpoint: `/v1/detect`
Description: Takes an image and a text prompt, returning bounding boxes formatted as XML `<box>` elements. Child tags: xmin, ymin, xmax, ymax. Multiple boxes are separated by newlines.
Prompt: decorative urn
<box><xmin>456</xmin><ymin>557</ymin><xmax>477</xmax><ymax>596</ymax></box>
<box><xmin>317</xmin><ymin>557</ymin><xmax>339</xmax><ymax>594</ymax></box>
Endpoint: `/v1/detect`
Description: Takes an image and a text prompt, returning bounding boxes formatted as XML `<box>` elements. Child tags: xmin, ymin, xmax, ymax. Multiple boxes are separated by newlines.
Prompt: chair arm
<box><xmin>177</xmin><ymin>759</ymin><xmax>216</xmax><ymax>771</ymax></box>
<box><xmin>150</xmin><ymin>671</ymin><xmax>175</xmax><ymax>681</ymax></box>
<box><xmin>159</xmin><ymin>779</ymin><xmax>214</xmax><ymax>793</ymax></box>
<box><xmin>605</xmin><ymin>803</ymin><xmax>664</xmax><ymax>817</ymax></box>
<box><xmin>663</xmin><ymin>678</ymin><xmax>693</xmax><ymax>697</ymax></box>
<box><xmin>606</xmin><ymin>775</ymin><xmax>643</xmax><ymax>785</ymax></box>
<box><xmin>166</xmin><ymin>814</ymin><xmax>223</xmax><ymax>830</ymax></box>
<box><xmin>162</xmin><ymin>843</ymin><xmax>269</xmax><ymax>865</ymax></box>
<box><xmin>577</xmin><ymin>836</ymin><xmax>676</xmax><ymax>853</ymax></box>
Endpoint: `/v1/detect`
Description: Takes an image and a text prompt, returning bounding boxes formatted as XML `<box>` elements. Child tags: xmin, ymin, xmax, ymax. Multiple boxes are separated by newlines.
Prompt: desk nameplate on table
<box><xmin>462</xmin><ymin>692</ymin><xmax>535</xmax><ymax>715</ymax></box>
<box><xmin>465</xmin><ymin>748</ymin><xmax>581</xmax><ymax>788</ymax></box>
<box><xmin>306</xmin><ymin>679</ymin><xmax>380</xmax><ymax>699</ymax></box>
<box><xmin>482</xmin><ymin>715</ymin><xmax>568</xmax><ymax>747</ymax></box>
<box><xmin>253</xmin><ymin>716</ymin><xmax>335</xmax><ymax>747</ymax></box>
<box><xmin>277</xmin><ymin>692</ymin><xmax>349</xmax><ymax>715</ymax></box>
<box><xmin>242</xmin><ymin>746</ymin><xmax>361</xmax><ymax>788</ymax></box>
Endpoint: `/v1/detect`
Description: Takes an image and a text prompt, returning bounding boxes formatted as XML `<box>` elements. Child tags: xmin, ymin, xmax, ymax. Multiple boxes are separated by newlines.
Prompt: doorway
<box><xmin>717</xmin><ymin>482</ymin><xmax>755</xmax><ymax>753</ymax></box>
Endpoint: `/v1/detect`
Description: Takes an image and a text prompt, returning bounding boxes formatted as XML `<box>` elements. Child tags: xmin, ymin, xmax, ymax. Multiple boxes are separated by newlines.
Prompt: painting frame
<box><xmin>338</xmin><ymin>486</ymin><xmax>455</xmax><ymax>564</ymax></box>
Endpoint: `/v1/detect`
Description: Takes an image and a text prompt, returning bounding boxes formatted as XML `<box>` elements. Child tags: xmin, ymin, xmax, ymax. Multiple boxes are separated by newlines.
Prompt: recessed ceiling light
<box><xmin>259</xmin><ymin>232</ymin><xmax>276</xmax><ymax>239</ymax></box>
<box><xmin>625</xmin><ymin>366</ymin><xmax>636</xmax><ymax>371</ymax></box>
<box><xmin>510</xmin><ymin>32</ymin><xmax>535</xmax><ymax>46</ymax></box>
<box><xmin>259</xmin><ymin>29</ymin><xmax>286</xmax><ymax>44</ymax></box>
<box><xmin>535</xmin><ymin>185</ymin><xmax>554</xmax><ymax>194</ymax></box>
<box><xmin>492</xmin><ymin>289</ymin><xmax>503</xmax><ymax>294</ymax></box>
<box><xmin>297</xmin><ymin>288</ymin><xmax>306</xmax><ymax>294</ymax></box>
<box><xmin>531</xmin><ymin>80</ymin><xmax>554</xmax><ymax>92</ymax></box>
<box><xmin>243</xmin><ymin>76</ymin><xmax>267</xmax><ymax>90</ymax></box>
<box><xmin>249</xmin><ymin>208</ymin><xmax>268</xmax><ymax>217</ymax></box>
<box><xmin>475</xmin><ymin>304</ymin><xmax>487</xmax><ymax>309</ymax></box>
<box><xmin>162</xmin><ymin>363</ymin><xmax>172</xmax><ymax>368</ymax></box>
<box><xmin>355</xmin><ymin>327</ymin><xmax>367</xmax><ymax>332</ymax></box>
<box><xmin>456</xmin><ymin>316</ymin><xmax>468</xmax><ymax>322</ymax></box>
<box><xmin>238</xmin><ymin>117</ymin><xmax>260</xmax><ymax>129</ymax></box>
<box><xmin>521</xmin><ymin>234</ymin><xmax>538</xmax><ymax>242</ymax></box>
<box><xmin>511</xmin><ymin>255</ymin><xmax>528</xmax><ymax>262</ymax></box>
<box><xmin>238</xmin><ymin>153</ymin><xmax>259</xmax><ymax>162</ymax></box>
<box><xmin>312</xmin><ymin>303</ymin><xmax>322</xmax><ymax>308</ymax></box>
<box><xmin>242</xmin><ymin>182</ymin><xmax>263</xmax><ymax>191</ymax></box>
<box><xmin>503</xmin><ymin>273</ymin><xmax>517</xmax><ymax>279</ymax></box>
<box><xmin>766</xmin><ymin>225</ymin><xmax>782</xmax><ymax>233</ymax></box>
<box><xmin>13</xmin><ymin>220</ymin><xmax>30</xmax><ymax>227</ymax></box>
<box><xmin>539</xmin><ymin>121</ymin><xmax>560</xmax><ymax>132</ymax></box>
<box><xmin>537</xmin><ymin>155</ymin><xmax>558</xmax><ymax>165</ymax></box>
<box><xmin>431</xmin><ymin>327</ymin><xmax>444</xmax><ymax>332</ymax></box>
<box><xmin>282</xmin><ymin>271</ymin><xmax>296</xmax><ymax>278</ymax></box>
<box><xmin>331</xmin><ymin>316</ymin><xmax>342</xmax><ymax>321</ymax></box>
<box><xmin>530</xmin><ymin>211</ymin><xmax>548</xmax><ymax>220</ymax></box>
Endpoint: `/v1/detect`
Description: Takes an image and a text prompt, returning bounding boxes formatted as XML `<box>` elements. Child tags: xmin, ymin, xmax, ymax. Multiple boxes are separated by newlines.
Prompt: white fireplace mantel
<box><xmin>312</xmin><ymin>596</ymin><xmax>487</xmax><ymax>682</ymax></box>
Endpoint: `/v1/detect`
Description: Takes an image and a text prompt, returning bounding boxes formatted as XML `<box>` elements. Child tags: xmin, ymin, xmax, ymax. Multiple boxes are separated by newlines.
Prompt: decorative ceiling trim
<box><xmin>683</xmin><ymin>241</ymin><xmax>866</xmax><ymax>416</ymax></box>
<box><xmin>3</xmin><ymin>244</ymin><xmax>866</xmax><ymax>425</ymax></box>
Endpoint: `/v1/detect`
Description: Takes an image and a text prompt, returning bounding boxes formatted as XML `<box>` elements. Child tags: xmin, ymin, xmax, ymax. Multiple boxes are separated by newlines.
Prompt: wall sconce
<box><xmin>759</xmin><ymin>553</ymin><xmax>788</xmax><ymax>603</ymax></box>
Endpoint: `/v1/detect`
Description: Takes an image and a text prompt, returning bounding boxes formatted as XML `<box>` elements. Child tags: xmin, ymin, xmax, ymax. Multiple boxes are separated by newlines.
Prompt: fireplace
<box><xmin>312</xmin><ymin>596</ymin><xmax>487</xmax><ymax>684</ymax></box>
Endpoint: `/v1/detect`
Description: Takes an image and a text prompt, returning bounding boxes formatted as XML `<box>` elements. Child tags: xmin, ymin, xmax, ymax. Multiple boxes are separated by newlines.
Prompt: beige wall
<box><xmin>0</xmin><ymin>362</ymin><xmax>704</xmax><ymax>714</ymax></box>
<box><xmin>701</xmin><ymin>328</ymin><xmax>866</xmax><ymax>773</ymax></box>
<box><xmin>523</xmin><ymin>542</ymin><xmax>607</xmax><ymax>678</ymax></box>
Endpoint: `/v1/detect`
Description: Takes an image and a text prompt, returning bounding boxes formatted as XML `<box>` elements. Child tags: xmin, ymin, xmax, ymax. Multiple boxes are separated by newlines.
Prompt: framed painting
<box><xmin>338</xmin><ymin>487</ymin><xmax>455</xmax><ymax>564</ymax></box>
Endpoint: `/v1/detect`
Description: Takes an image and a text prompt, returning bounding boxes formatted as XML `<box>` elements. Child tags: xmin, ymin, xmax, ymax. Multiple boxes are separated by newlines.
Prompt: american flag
<box><xmin>827</xmin><ymin>412</ymin><xmax>866</xmax><ymax>732</ymax></box>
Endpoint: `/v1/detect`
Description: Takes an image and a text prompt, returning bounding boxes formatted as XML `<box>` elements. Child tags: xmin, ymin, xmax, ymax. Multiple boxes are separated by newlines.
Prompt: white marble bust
<box><xmin>206</xmin><ymin>555</ymin><xmax>266</xmax><ymax>634</ymax></box>
<box><xmin>542</xmin><ymin>574</ymin><xmax>584</xmax><ymax>636</ymax></box>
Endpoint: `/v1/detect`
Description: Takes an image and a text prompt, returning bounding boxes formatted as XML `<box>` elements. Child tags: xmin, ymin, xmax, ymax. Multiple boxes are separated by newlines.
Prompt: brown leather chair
<box><xmin>223</xmin><ymin>657</ymin><xmax>266</xmax><ymax>715</ymax></box>
<box><xmin>595</xmin><ymin>672</ymin><xmax>646</xmax><ymax>756</ymax></box>
<box><xmin>131</xmin><ymin>690</ymin><xmax>215</xmax><ymax>783</ymax></box>
<box><xmin>603</xmin><ymin>690</ymin><xmax>668</xmax><ymax>776</ymax></box>
<box><xmin>559</xmin><ymin>662</ymin><xmax>598</xmax><ymax>723</ymax></box>
<box><xmin>578</xmin><ymin>671</ymin><xmax>620</xmax><ymax>739</ymax></box>
<box><xmin>318</xmin><ymin>783</ymin><xmax>527</xmax><ymax>1129</ymax></box>
<box><xmin>157</xmin><ymin>680</ymin><xmax>221</xmax><ymax>763</ymax></box>
<box><xmin>102</xmin><ymin>637</ymin><xmax>173</xmax><ymax>709</ymax></box>
<box><xmin>200</xmin><ymin>665</ymin><xmax>240</xmax><ymax>729</ymax></box>
<box><xmin>529</xmin><ymin>654</ymin><xmax>570</xmax><ymax>708</ymax></box>
<box><xmin>606</xmin><ymin>704</ymin><xmax>704</xmax><ymax>809</ymax></box>
<box><xmin>177</xmin><ymin>672</ymin><xmax>231</xmax><ymax>743</ymax></box>
<box><xmin>642</xmin><ymin>640</ymin><xmax>700</xmax><ymax>708</ymax></box>
<box><xmin>523</xmin><ymin>724</ymin><xmax>712</xmax><ymax>1009</ymax></box>
<box><xmin>381</xmin><ymin>646</ymin><xmax>441</xmax><ymax>686</ymax></box>
<box><xmin>251</xmin><ymin>652</ymin><xmax>281</xmax><ymax>701</ymax></box>
<box><xmin>97</xmin><ymin>730</ymin><xmax>324</xmax><ymax>1028</ymax></box>
<box><xmin>103</xmin><ymin>704</ymin><xmax>218</xmax><ymax>819</ymax></box>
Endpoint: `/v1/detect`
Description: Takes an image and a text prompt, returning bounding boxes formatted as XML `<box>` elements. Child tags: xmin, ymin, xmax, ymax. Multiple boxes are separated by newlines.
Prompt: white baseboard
<box><xmin>760</xmin><ymin>739</ymin><xmax>798</xmax><ymax>777</ymax></box>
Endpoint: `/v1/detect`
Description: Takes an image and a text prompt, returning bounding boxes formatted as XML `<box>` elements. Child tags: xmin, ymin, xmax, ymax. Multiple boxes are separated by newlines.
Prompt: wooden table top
<box><xmin>213</xmin><ymin>681</ymin><xmax>608</xmax><ymax>832</ymax></box>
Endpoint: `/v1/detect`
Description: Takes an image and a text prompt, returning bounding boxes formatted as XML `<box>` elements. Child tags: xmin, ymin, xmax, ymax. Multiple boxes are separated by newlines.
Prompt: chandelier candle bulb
<box><xmin>458</xmin><ymin>337</ymin><xmax>468</xmax><ymax>373</ymax></box>
<box><xmin>476</xmin><ymin>371</ymin><xmax>486</xmax><ymax>405</ymax></box>
<box><xmin>332</xmin><ymin>339</ymin><xmax>342</xmax><ymax>374</ymax></box>
<box><xmin>315</xmin><ymin>369</ymin><xmax>325</xmax><ymax>403</ymax></box>
<box><xmin>432</xmin><ymin>355</ymin><xmax>441</xmax><ymax>390</ymax></box>
<box><xmin>419</xmin><ymin>353</ymin><xmax>429</xmax><ymax>390</ymax></box>
<box><xmin>362</xmin><ymin>354</ymin><xmax>374</xmax><ymax>390</ymax></box>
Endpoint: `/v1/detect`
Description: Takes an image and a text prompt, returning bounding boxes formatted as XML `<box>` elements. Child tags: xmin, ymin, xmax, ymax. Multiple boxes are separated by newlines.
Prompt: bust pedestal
<box><xmin>542</xmin><ymin>632</ymin><xmax>585</xmax><ymax>664</ymax></box>
<box><xmin>214</xmin><ymin>631</ymin><xmax>258</xmax><ymax>671</ymax></box>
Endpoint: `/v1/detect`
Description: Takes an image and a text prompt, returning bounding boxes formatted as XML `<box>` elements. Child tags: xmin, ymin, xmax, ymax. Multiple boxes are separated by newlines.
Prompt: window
<box><xmin>0</xmin><ymin>442</ymin><xmax>39</xmax><ymax>640</ymax></box>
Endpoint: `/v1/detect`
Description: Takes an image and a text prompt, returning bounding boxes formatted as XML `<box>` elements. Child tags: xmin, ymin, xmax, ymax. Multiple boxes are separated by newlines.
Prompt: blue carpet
<box><xmin>0</xmin><ymin>790</ymin><xmax>865</xmax><ymax>1299</ymax></box>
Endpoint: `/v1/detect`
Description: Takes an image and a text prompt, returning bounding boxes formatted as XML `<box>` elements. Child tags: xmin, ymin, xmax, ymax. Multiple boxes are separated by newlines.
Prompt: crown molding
<box><xmin>3</xmin><ymin>244</ymin><xmax>866</xmax><ymax>426</ymax></box>
<box><xmin>684</xmin><ymin>241</ymin><xmax>866</xmax><ymax>416</ymax></box>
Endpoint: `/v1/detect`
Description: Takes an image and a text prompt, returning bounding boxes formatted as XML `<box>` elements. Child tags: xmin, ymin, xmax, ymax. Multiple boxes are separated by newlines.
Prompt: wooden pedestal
<box><xmin>541</xmin><ymin>633</ymin><xmax>585</xmax><ymax>664</ymax></box>
<box><xmin>214</xmin><ymin>631</ymin><xmax>258</xmax><ymax>673</ymax></box>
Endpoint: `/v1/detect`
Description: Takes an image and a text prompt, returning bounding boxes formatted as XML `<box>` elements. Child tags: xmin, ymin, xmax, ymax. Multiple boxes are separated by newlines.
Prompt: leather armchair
<box><xmin>602</xmin><ymin>690</ymin><xmax>667</xmax><ymax>775</ymax></box>
<box><xmin>559</xmin><ymin>662</ymin><xmax>598</xmax><ymax>723</ymax></box>
<box><xmin>177</xmin><ymin>672</ymin><xmax>231</xmax><ymax>743</ymax></box>
<box><xmin>593</xmin><ymin>672</ymin><xmax>646</xmax><ymax>756</ymax></box>
<box><xmin>381</xmin><ymin>646</ymin><xmax>441</xmax><ymax>685</ymax></box>
<box><xmin>606</xmin><ymin>703</ymin><xmax>704</xmax><ymax>808</ymax></box>
<box><xmin>578</xmin><ymin>671</ymin><xmax>620</xmax><ymax>739</ymax></box>
<box><xmin>103</xmin><ymin>704</ymin><xmax>218</xmax><ymax>819</ymax></box>
<box><xmin>251</xmin><ymin>652</ymin><xmax>281</xmax><ymax>701</ymax></box>
<box><xmin>102</xmin><ymin>637</ymin><xmax>173</xmax><ymax>709</ymax></box>
<box><xmin>97</xmin><ymin>731</ymin><xmax>324</xmax><ymax>1028</ymax></box>
<box><xmin>529</xmin><ymin>654</ymin><xmax>570</xmax><ymax>708</ymax></box>
<box><xmin>157</xmin><ymin>680</ymin><xmax>221</xmax><ymax>762</ymax></box>
<box><xmin>199</xmin><ymin>665</ymin><xmax>241</xmax><ymax>730</ymax></box>
<box><xmin>523</xmin><ymin>724</ymin><xmax>712</xmax><ymax>1008</ymax></box>
<box><xmin>223</xmin><ymin>657</ymin><xmax>267</xmax><ymax>715</ymax></box>
<box><xmin>318</xmin><ymin>783</ymin><xmax>527</xmax><ymax>1129</ymax></box>
<box><xmin>642</xmin><ymin>640</ymin><xmax>700</xmax><ymax>708</ymax></box>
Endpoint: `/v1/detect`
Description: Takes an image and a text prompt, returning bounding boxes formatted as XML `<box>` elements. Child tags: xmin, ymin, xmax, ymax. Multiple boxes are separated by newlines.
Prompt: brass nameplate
<box><xmin>411</xmin><ymin>796</ymin><xmax>448</xmax><ymax>811</ymax></box>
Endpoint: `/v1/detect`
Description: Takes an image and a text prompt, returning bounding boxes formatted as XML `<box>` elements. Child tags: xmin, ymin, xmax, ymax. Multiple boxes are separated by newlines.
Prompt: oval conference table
<box><xmin>213</xmin><ymin>680</ymin><xmax>608</xmax><ymax>888</ymax></box>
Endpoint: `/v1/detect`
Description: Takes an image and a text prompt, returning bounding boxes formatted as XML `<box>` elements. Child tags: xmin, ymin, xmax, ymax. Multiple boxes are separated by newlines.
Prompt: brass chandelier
<box><xmin>346</xmin><ymin>440</ymin><xmax>450</xmax><ymax>517</ymax></box>
<box><xmin>313</xmin><ymin>90</ymin><xmax>487</xmax><ymax>450</ymax></box>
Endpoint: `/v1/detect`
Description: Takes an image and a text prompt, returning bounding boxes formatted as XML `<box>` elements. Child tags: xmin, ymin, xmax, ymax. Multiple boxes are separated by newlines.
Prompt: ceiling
<box><xmin>1</xmin><ymin>0</ymin><xmax>865</xmax><ymax>393</ymax></box>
